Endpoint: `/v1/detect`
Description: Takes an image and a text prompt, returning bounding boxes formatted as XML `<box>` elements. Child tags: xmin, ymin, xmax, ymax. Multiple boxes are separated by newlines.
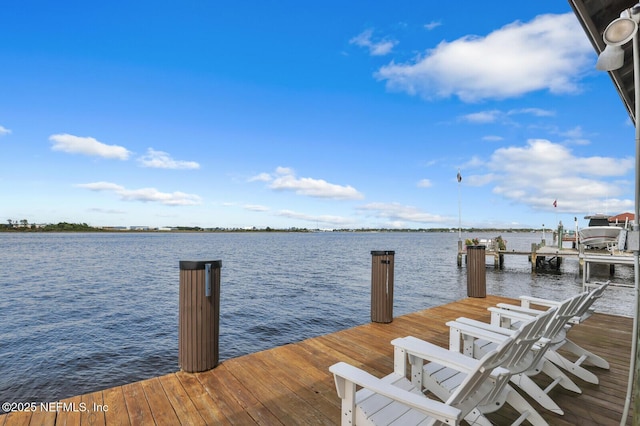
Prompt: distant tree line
<box><xmin>1</xmin><ymin>220</ymin><xmax>103</xmax><ymax>232</ymax></box>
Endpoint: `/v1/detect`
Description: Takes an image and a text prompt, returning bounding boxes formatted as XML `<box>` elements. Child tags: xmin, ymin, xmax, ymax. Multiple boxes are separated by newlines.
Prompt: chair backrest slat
<box><xmin>495</xmin><ymin>306</ymin><xmax>556</xmax><ymax>375</ymax></box>
<box><xmin>446</xmin><ymin>306</ymin><xmax>555</xmax><ymax>410</ymax></box>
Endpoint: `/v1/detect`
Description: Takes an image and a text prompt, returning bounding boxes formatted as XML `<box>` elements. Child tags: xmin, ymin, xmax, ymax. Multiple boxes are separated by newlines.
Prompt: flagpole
<box><xmin>457</xmin><ymin>169</ymin><xmax>462</xmax><ymax>241</ymax></box>
<box><xmin>553</xmin><ymin>199</ymin><xmax>558</xmax><ymax>239</ymax></box>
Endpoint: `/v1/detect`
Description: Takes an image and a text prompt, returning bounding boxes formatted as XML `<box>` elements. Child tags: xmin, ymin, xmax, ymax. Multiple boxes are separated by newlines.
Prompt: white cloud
<box><xmin>554</xmin><ymin>126</ymin><xmax>591</xmax><ymax>145</ymax></box>
<box><xmin>417</xmin><ymin>179</ymin><xmax>432</xmax><ymax>188</ymax></box>
<box><xmin>50</xmin><ymin>134</ymin><xmax>131</xmax><ymax>160</ymax></box>
<box><xmin>76</xmin><ymin>181</ymin><xmax>202</xmax><ymax>206</ymax></box>
<box><xmin>248</xmin><ymin>172</ymin><xmax>272</xmax><ymax>182</ymax></box>
<box><xmin>464</xmin><ymin>173</ymin><xmax>498</xmax><ymax>187</ymax></box>
<box><xmin>244</xmin><ymin>204</ymin><xmax>270</xmax><ymax>212</ymax></box>
<box><xmin>463</xmin><ymin>156</ymin><xmax>486</xmax><ymax>168</ymax></box>
<box><xmin>560</xmin><ymin>126</ymin><xmax>585</xmax><ymax>139</ymax></box>
<box><xmin>350</xmin><ymin>29</ymin><xmax>397</xmax><ymax>56</ymax></box>
<box><xmin>137</xmin><ymin>148</ymin><xmax>200</xmax><ymax>169</ymax></box>
<box><xmin>461</xmin><ymin>107</ymin><xmax>555</xmax><ymax>125</ymax></box>
<box><xmin>424</xmin><ymin>21</ymin><xmax>442</xmax><ymax>31</ymax></box>
<box><xmin>275</xmin><ymin>166</ymin><xmax>294</xmax><ymax>175</ymax></box>
<box><xmin>359</xmin><ymin>202</ymin><xmax>449</xmax><ymax>225</ymax></box>
<box><xmin>0</xmin><ymin>125</ymin><xmax>11</xmax><ymax>136</ymax></box>
<box><xmin>88</xmin><ymin>207</ymin><xmax>126</xmax><ymax>215</ymax></box>
<box><xmin>508</xmin><ymin>108</ymin><xmax>555</xmax><ymax>117</ymax></box>
<box><xmin>461</xmin><ymin>110</ymin><xmax>502</xmax><ymax>124</ymax></box>
<box><xmin>254</xmin><ymin>167</ymin><xmax>364</xmax><ymax>200</ymax></box>
<box><xmin>277</xmin><ymin>209</ymin><xmax>353</xmax><ymax>226</ymax></box>
<box><xmin>376</xmin><ymin>13</ymin><xmax>593</xmax><ymax>102</ymax></box>
<box><xmin>485</xmin><ymin>140</ymin><xmax>634</xmax><ymax>212</ymax></box>
<box><xmin>482</xmin><ymin>135</ymin><xmax>504</xmax><ymax>142</ymax></box>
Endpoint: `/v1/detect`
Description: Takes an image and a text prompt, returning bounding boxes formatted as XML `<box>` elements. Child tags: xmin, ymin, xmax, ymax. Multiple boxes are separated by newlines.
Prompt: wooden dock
<box><xmin>457</xmin><ymin>239</ymin><xmax>636</xmax><ymax>276</ymax></box>
<box><xmin>0</xmin><ymin>296</ymin><xmax>633</xmax><ymax>425</ymax></box>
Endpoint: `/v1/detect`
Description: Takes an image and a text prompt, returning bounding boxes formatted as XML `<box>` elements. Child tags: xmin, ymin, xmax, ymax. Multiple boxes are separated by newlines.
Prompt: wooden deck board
<box><xmin>173</xmin><ymin>371</ymin><xmax>228</xmax><ymax>425</ymax></box>
<box><xmin>80</xmin><ymin>391</ymin><xmax>106</xmax><ymax>425</ymax></box>
<box><xmin>251</xmin><ymin>348</ymin><xmax>338</xmax><ymax>418</ymax></box>
<box><xmin>102</xmin><ymin>386</ymin><xmax>130</xmax><ymax>425</ymax></box>
<box><xmin>200</xmin><ymin>362</ymin><xmax>282</xmax><ymax>425</ymax></box>
<box><xmin>56</xmin><ymin>395</ymin><xmax>82</xmax><ymax>426</ymax></box>
<box><xmin>156</xmin><ymin>374</ymin><xmax>205</xmax><ymax>426</ymax></box>
<box><xmin>121</xmin><ymin>382</ymin><xmax>153</xmax><ymax>425</ymax></box>
<box><xmin>193</xmin><ymin>368</ymin><xmax>249</xmax><ymax>425</ymax></box>
<box><xmin>27</xmin><ymin>408</ymin><xmax>55</xmax><ymax>426</ymax></box>
<box><xmin>1</xmin><ymin>411</ymin><xmax>30</xmax><ymax>426</ymax></box>
<box><xmin>1</xmin><ymin>296</ymin><xmax>634</xmax><ymax>425</ymax></box>
<box><xmin>139</xmin><ymin>378</ymin><xmax>179</xmax><ymax>425</ymax></box>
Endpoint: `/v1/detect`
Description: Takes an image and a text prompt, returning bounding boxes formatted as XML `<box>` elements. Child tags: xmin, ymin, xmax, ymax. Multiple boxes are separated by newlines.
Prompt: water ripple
<box><xmin>0</xmin><ymin>231</ymin><xmax>633</xmax><ymax>411</ymax></box>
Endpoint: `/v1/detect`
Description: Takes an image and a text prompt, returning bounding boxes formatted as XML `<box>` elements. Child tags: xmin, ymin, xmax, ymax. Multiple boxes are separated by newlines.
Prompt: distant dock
<box><xmin>457</xmin><ymin>238</ymin><xmax>634</xmax><ymax>280</ymax></box>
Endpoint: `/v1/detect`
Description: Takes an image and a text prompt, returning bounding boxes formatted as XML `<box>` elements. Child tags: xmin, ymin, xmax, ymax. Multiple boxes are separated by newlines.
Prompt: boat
<box><xmin>578</xmin><ymin>214</ymin><xmax>622</xmax><ymax>249</ymax></box>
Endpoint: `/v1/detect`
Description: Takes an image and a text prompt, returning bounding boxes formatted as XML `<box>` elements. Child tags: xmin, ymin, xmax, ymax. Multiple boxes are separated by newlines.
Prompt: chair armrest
<box><xmin>518</xmin><ymin>295</ymin><xmax>560</xmax><ymax>309</ymax></box>
<box><xmin>329</xmin><ymin>362</ymin><xmax>461</xmax><ymax>424</ymax></box>
<box><xmin>488</xmin><ymin>306</ymin><xmax>541</xmax><ymax>327</ymax></box>
<box><xmin>446</xmin><ymin>318</ymin><xmax>515</xmax><ymax>355</ymax></box>
<box><xmin>449</xmin><ymin>317</ymin><xmax>515</xmax><ymax>337</ymax></box>
<box><xmin>494</xmin><ymin>303</ymin><xmax>545</xmax><ymax>316</ymax></box>
<box><xmin>569</xmin><ymin>309</ymin><xmax>595</xmax><ymax>324</ymax></box>
<box><xmin>392</xmin><ymin>336</ymin><xmax>480</xmax><ymax>373</ymax></box>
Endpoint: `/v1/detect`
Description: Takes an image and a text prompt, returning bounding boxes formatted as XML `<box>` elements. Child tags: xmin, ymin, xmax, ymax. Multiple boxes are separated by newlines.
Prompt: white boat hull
<box><xmin>578</xmin><ymin>226</ymin><xmax>621</xmax><ymax>249</ymax></box>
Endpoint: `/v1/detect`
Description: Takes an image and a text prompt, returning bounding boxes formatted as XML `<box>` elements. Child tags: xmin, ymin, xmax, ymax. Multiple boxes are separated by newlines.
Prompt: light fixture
<box><xmin>596</xmin><ymin>17</ymin><xmax>637</xmax><ymax>71</ymax></box>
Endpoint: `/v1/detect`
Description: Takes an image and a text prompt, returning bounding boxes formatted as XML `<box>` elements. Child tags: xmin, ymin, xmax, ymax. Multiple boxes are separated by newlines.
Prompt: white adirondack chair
<box><xmin>449</xmin><ymin>291</ymin><xmax>590</xmax><ymax>416</ymax></box>
<box><xmin>329</xmin><ymin>331</ymin><xmax>518</xmax><ymax>426</ymax></box>
<box><xmin>393</xmin><ymin>307</ymin><xmax>556</xmax><ymax>425</ymax></box>
<box><xmin>493</xmin><ymin>280</ymin><xmax>610</xmax><ymax>382</ymax></box>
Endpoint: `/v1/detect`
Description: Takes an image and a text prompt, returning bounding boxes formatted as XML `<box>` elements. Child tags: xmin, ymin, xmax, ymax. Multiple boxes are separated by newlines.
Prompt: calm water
<box><xmin>0</xmin><ymin>231</ymin><xmax>634</xmax><ymax>409</ymax></box>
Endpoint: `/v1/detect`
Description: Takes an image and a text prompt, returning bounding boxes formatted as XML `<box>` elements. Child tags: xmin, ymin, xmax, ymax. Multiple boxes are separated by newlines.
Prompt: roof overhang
<box><xmin>569</xmin><ymin>0</ymin><xmax>639</xmax><ymax>124</ymax></box>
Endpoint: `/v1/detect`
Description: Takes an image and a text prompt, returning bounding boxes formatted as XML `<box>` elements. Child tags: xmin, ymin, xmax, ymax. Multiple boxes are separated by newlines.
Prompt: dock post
<box><xmin>558</xmin><ymin>222</ymin><xmax>564</xmax><ymax>249</ymax></box>
<box><xmin>579</xmin><ymin>244</ymin><xmax>584</xmax><ymax>275</ymax></box>
<box><xmin>531</xmin><ymin>243</ymin><xmax>537</xmax><ymax>272</ymax></box>
<box><xmin>179</xmin><ymin>260</ymin><xmax>221</xmax><ymax>373</ymax></box>
<box><xmin>466</xmin><ymin>245</ymin><xmax>486</xmax><ymax>298</ymax></box>
<box><xmin>371</xmin><ymin>251</ymin><xmax>394</xmax><ymax>323</ymax></box>
<box><xmin>457</xmin><ymin>240</ymin><xmax>463</xmax><ymax>267</ymax></box>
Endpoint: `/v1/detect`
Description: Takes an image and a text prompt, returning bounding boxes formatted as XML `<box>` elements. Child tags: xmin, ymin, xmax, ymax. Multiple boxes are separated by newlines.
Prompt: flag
<box><xmin>553</xmin><ymin>199</ymin><xmax>557</xmax><ymax>208</ymax></box>
<box><xmin>457</xmin><ymin>170</ymin><xmax>462</xmax><ymax>183</ymax></box>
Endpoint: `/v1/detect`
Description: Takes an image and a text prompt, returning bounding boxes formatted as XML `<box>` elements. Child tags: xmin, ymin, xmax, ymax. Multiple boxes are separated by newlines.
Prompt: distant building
<box><xmin>609</xmin><ymin>212</ymin><xmax>634</xmax><ymax>225</ymax></box>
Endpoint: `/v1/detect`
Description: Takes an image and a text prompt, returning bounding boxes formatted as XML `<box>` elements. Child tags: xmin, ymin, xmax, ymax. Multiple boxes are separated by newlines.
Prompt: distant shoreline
<box><xmin>1</xmin><ymin>222</ymin><xmax>543</xmax><ymax>234</ymax></box>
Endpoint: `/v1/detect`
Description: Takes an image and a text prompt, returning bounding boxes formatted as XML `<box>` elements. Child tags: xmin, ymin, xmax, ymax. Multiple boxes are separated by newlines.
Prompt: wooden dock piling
<box><xmin>371</xmin><ymin>251</ymin><xmax>394</xmax><ymax>323</ymax></box>
<box><xmin>466</xmin><ymin>245</ymin><xmax>486</xmax><ymax>298</ymax></box>
<box><xmin>179</xmin><ymin>260</ymin><xmax>221</xmax><ymax>373</ymax></box>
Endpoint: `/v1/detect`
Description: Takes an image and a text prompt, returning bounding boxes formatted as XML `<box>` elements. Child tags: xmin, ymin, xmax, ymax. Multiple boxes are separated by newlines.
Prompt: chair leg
<box><xmin>543</xmin><ymin>351</ymin><xmax>599</xmax><ymax>384</ymax></box>
<box><xmin>560</xmin><ymin>339</ymin><xmax>610</xmax><ymax>369</ymax></box>
<box><xmin>509</xmin><ymin>374</ymin><xmax>564</xmax><ymax>415</ymax></box>
<box><xmin>463</xmin><ymin>408</ymin><xmax>494</xmax><ymax>426</ymax></box>
<box><xmin>478</xmin><ymin>385</ymin><xmax>550</xmax><ymax>425</ymax></box>
<box><xmin>503</xmin><ymin>385</ymin><xmax>549</xmax><ymax>426</ymax></box>
<box><xmin>539</xmin><ymin>360</ymin><xmax>583</xmax><ymax>392</ymax></box>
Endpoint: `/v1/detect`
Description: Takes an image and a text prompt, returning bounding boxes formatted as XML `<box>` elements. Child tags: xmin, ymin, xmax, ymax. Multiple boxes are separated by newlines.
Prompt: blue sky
<box><xmin>0</xmin><ymin>1</ymin><xmax>635</xmax><ymax>229</ymax></box>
